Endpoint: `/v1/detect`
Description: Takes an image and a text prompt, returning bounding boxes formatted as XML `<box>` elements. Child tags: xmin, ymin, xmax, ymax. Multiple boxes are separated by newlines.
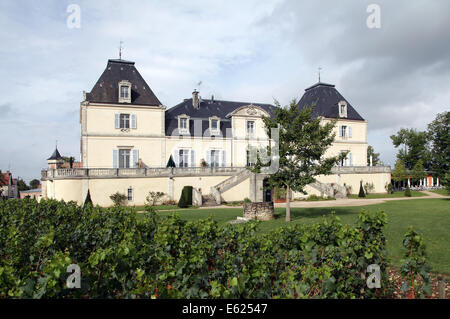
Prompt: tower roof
<box><xmin>297</xmin><ymin>82</ymin><xmax>365</xmax><ymax>121</ymax></box>
<box><xmin>47</xmin><ymin>147</ymin><xmax>62</xmax><ymax>160</ymax></box>
<box><xmin>85</xmin><ymin>59</ymin><xmax>162</xmax><ymax>106</ymax></box>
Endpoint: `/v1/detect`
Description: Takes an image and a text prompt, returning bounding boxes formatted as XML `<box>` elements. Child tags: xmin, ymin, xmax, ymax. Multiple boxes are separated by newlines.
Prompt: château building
<box><xmin>41</xmin><ymin>58</ymin><xmax>391</xmax><ymax>206</ymax></box>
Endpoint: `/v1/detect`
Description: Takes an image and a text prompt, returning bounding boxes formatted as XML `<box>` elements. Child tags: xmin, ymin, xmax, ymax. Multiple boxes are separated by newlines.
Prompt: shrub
<box><xmin>404</xmin><ymin>184</ymin><xmax>411</xmax><ymax>197</ymax></box>
<box><xmin>400</xmin><ymin>227</ymin><xmax>431</xmax><ymax>298</ymax></box>
<box><xmin>364</xmin><ymin>182</ymin><xmax>375</xmax><ymax>195</ymax></box>
<box><xmin>243</xmin><ymin>197</ymin><xmax>251</xmax><ymax>203</ymax></box>
<box><xmin>385</xmin><ymin>182</ymin><xmax>394</xmax><ymax>194</ymax></box>
<box><xmin>109</xmin><ymin>192</ymin><xmax>127</xmax><ymax>206</ymax></box>
<box><xmin>146</xmin><ymin>191</ymin><xmax>165</xmax><ymax>206</ymax></box>
<box><xmin>344</xmin><ymin>184</ymin><xmax>352</xmax><ymax>196</ymax></box>
<box><xmin>358</xmin><ymin>181</ymin><xmax>366</xmax><ymax>198</ymax></box>
<box><xmin>0</xmin><ymin>199</ymin><xmax>392</xmax><ymax>299</ymax></box>
<box><xmin>178</xmin><ymin>186</ymin><xmax>193</xmax><ymax>208</ymax></box>
<box><xmin>307</xmin><ymin>194</ymin><xmax>319</xmax><ymax>201</ymax></box>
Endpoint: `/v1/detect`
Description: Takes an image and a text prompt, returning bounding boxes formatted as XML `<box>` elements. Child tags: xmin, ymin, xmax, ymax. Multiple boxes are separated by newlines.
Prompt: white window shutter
<box><xmin>132</xmin><ymin>149</ymin><xmax>139</xmax><ymax>168</ymax></box>
<box><xmin>131</xmin><ymin>114</ymin><xmax>137</xmax><ymax>129</ymax></box>
<box><xmin>349</xmin><ymin>153</ymin><xmax>353</xmax><ymax>166</ymax></box>
<box><xmin>221</xmin><ymin>150</ymin><xmax>226</xmax><ymax>167</ymax></box>
<box><xmin>349</xmin><ymin>126</ymin><xmax>352</xmax><ymax>138</ymax></box>
<box><xmin>206</xmin><ymin>150</ymin><xmax>211</xmax><ymax>166</ymax></box>
<box><xmin>190</xmin><ymin>149</ymin><xmax>195</xmax><ymax>167</ymax></box>
<box><xmin>339</xmin><ymin>126</ymin><xmax>342</xmax><ymax>137</ymax></box>
<box><xmin>115</xmin><ymin>114</ymin><xmax>120</xmax><ymax>129</ymax></box>
<box><xmin>174</xmin><ymin>149</ymin><xmax>179</xmax><ymax>167</ymax></box>
<box><xmin>113</xmin><ymin>150</ymin><xmax>118</xmax><ymax>168</ymax></box>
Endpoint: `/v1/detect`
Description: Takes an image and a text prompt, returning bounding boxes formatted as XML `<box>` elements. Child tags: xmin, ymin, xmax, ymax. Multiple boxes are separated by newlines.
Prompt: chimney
<box><xmin>211</xmin><ymin>94</ymin><xmax>214</xmax><ymax>103</ymax></box>
<box><xmin>192</xmin><ymin>90</ymin><xmax>199</xmax><ymax>109</ymax></box>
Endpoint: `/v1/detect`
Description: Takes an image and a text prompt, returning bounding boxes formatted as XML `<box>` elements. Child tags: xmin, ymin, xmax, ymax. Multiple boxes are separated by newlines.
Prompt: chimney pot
<box><xmin>192</xmin><ymin>90</ymin><xmax>199</xmax><ymax>109</ymax></box>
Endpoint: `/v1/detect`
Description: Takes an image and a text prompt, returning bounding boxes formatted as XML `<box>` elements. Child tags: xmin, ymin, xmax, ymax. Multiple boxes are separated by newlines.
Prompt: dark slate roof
<box><xmin>297</xmin><ymin>82</ymin><xmax>365</xmax><ymax>121</ymax></box>
<box><xmin>165</xmin><ymin>98</ymin><xmax>275</xmax><ymax>136</ymax></box>
<box><xmin>85</xmin><ymin>59</ymin><xmax>162</xmax><ymax>106</ymax></box>
<box><xmin>47</xmin><ymin>147</ymin><xmax>62</xmax><ymax>160</ymax></box>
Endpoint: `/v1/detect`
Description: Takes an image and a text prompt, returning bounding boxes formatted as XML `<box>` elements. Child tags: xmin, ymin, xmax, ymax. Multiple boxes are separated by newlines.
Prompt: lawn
<box><xmin>137</xmin><ymin>198</ymin><xmax>450</xmax><ymax>275</ymax></box>
<box><xmin>430</xmin><ymin>189</ymin><xmax>450</xmax><ymax>196</ymax></box>
<box><xmin>348</xmin><ymin>191</ymin><xmax>428</xmax><ymax>199</ymax></box>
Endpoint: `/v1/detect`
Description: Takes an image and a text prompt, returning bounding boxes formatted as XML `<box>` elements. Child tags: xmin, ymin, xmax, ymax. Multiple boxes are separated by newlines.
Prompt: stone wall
<box><xmin>243</xmin><ymin>202</ymin><xmax>274</xmax><ymax>221</ymax></box>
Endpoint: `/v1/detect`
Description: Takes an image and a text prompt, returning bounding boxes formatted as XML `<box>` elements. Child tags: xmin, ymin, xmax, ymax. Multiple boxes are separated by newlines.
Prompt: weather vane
<box><xmin>318</xmin><ymin>67</ymin><xmax>322</xmax><ymax>82</ymax></box>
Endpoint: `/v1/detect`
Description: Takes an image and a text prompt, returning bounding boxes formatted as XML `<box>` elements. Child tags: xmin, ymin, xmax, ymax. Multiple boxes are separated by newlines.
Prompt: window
<box><xmin>120</xmin><ymin>114</ymin><xmax>130</xmax><ymax>129</ymax></box>
<box><xmin>246</xmin><ymin>149</ymin><xmax>256</xmax><ymax>166</ymax></box>
<box><xmin>180</xmin><ymin>118</ymin><xmax>187</xmax><ymax>130</ymax></box>
<box><xmin>338</xmin><ymin>101</ymin><xmax>347</xmax><ymax>118</ymax></box>
<box><xmin>340</xmin><ymin>125</ymin><xmax>347</xmax><ymax>138</ymax></box>
<box><xmin>119</xmin><ymin>149</ymin><xmax>131</xmax><ymax>168</ymax></box>
<box><xmin>118</xmin><ymin>80</ymin><xmax>131</xmax><ymax>103</ymax></box>
<box><xmin>127</xmin><ymin>187</ymin><xmax>133</xmax><ymax>201</ymax></box>
<box><xmin>247</xmin><ymin>121</ymin><xmax>255</xmax><ymax>135</ymax></box>
<box><xmin>120</xmin><ymin>86</ymin><xmax>129</xmax><ymax>99</ymax></box>
<box><xmin>178</xmin><ymin>149</ymin><xmax>190</xmax><ymax>168</ymax></box>
<box><xmin>211</xmin><ymin>119</ymin><xmax>218</xmax><ymax>131</ymax></box>
<box><xmin>210</xmin><ymin>150</ymin><xmax>220</xmax><ymax>167</ymax></box>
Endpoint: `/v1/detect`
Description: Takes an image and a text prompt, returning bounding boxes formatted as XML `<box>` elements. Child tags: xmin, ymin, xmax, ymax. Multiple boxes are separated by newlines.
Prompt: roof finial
<box><xmin>318</xmin><ymin>67</ymin><xmax>322</xmax><ymax>83</ymax></box>
<box><xmin>56</xmin><ymin>140</ymin><xmax>58</xmax><ymax>149</ymax></box>
<box><xmin>119</xmin><ymin>40</ymin><xmax>123</xmax><ymax>60</ymax></box>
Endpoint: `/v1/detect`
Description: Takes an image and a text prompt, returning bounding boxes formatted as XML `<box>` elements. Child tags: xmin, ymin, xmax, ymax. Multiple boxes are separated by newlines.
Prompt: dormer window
<box><xmin>338</xmin><ymin>101</ymin><xmax>347</xmax><ymax>118</ymax></box>
<box><xmin>178</xmin><ymin>115</ymin><xmax>190</xmax><ymax>134</ymax></box>
<box><xmin>118</xmin><ymin>80</ymin><xmax>131</xmax><ymax>103</ymax></box>
<box><xmin>209</xmin><ymin>116</ymin><xmax>220</xmax><ymax>135</ymax></box>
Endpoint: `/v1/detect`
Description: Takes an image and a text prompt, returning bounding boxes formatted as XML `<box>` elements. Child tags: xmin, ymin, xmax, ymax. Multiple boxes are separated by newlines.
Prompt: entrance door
<box><xmin>263</xmin><ymin>179</ymin><xmax>273</xmax><ymax>202</ymax></box>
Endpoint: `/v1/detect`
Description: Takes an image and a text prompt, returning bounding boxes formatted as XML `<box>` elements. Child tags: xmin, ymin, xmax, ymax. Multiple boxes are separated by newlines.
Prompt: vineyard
<box><xmin>0</xmin><ymin>198</ymin><xmax>424</xmax><ymax>298</ymax></box>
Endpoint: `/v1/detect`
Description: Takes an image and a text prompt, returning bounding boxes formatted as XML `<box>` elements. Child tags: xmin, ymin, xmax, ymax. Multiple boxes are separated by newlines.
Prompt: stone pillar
<box><xmin>168</xmin><ymin>177</ymin><xmax>174</xmax><ymax>200</ymax></box>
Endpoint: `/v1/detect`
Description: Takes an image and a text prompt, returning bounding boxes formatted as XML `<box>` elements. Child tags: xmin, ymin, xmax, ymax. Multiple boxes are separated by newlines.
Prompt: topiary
<box><xmin>404</xmin><ymin>184</ymin><xmax>412</xmax><ymax>197</ymax></box>
<box><xmin>178</xmin><ymin>186</ymin><xmax>193</xmax><ymax>208</ymax></box>
<box><xmin>358</xmin><ymin>181</ymin><xmax>366</xmax><ymax>198</ymax></box>
<box><xmin>83</xmin><ymin>189</ymin><xmax>93</xmax><ymax>207</ymax></box>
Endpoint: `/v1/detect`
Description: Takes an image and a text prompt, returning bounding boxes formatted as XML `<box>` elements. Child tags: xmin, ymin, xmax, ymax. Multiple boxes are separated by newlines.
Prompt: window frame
<box><xmin>118</xmin><ymin>80</ymin><xmax>132</xmax><ymax>103</ymax></box>
<box><xmin>178</xmin><ymin>115</ymin><xmax>190</xmax><ymax>134</ymax></box>
<box><xmin>247</xmin><ymin>120</ymin><xmax>255</xmax><ymax>136</ymax></box>
<box><xmin>338</xmin><ymin>101</ymin><xmax>348</xmax><ymax>118</ymax></box>
<box><xmin>118</xmin><ymin>149</ymin><xmax>131</xmax><ymax>168</ymax></box>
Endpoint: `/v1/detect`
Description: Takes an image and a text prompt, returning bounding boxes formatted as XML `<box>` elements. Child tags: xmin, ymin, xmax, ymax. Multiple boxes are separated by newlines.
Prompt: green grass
<box><xmin>137</xmin><ymin>198</ymin><xmax>450</xmax><ymax>275</ymax></box>
<box><xmin>133</xmin><ymin>205</ymin><xmax>199</xmax><ymax>211</ymax></box>
<box><xmin>348</xmin><ymin>191</ymin><xmax>428</xmax><ymax>199</ymax></box>
<box><xmin>429</xmin><ymin>189</ymin><xmax>450</xmax><ymax>196</ymax></box>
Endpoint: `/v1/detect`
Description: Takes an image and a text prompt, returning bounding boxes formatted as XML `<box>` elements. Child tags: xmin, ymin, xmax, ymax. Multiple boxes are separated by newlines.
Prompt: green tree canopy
<box><xmin>392</xmin><ymin>159</ymin><xmax>406</xmax><ymax>183</ymax></box>
<box><xmin>411</xmin><ymin>159</ymin><xmax>426</xmax><ymax>182</ymax></box>
<box><xmin>17</xmin><ymin>179</ymin><xmax>30</xmax><ymax>192</ymax></box>
<box><xmin>367</xmin><ymin>145</ymin><xmax>381</xmax><ymax>166</ymax></box>
<box><xmin>251</xmin><ymin>99</ymin><xmax>346</xmax><ymax>222</ymax></box>
<box><xmin>427</xmin><ymin>111</ymin><xmax>449</xmax><ymax>179</ymax></box>
<box><xmin>29</xmin><ymin>179</ymin><xmax>40</xmax><ymax>189</ymax></box>
<box><xmin>390</xmin><ymin>128</ymin><xmax>431</xmax><ymax>170</ymax></box>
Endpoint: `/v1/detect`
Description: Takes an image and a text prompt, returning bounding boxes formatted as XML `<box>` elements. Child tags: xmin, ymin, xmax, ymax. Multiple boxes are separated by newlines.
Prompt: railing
<box><xmin>331</xmin><ymin>166</ymin><xmax>391</xmax><ymax>174</ymax></box>
<box><xmin>42</xmin><ymin>167</ymin><xmax>247</xmax><ymax>180</ymax></box>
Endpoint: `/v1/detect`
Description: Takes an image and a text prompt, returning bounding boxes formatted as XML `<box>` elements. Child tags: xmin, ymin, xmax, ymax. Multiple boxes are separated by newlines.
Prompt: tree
<box><xmin>358</xmin><ymin>181</ymin><xmax>366</xmax><ymax>198</ymax></box>
<box><xmin>29</xmin><ymin>179</ymin><xmax>40</xmax><ymax>189</ymax></box>
<box><xmin>404</xmin><ymin>184</ymin><xmax>411</xmax><ymax>197</ymax></box>
<box><xmin>109</xmin><ymin>192</ymin><xmax>127</xmax><ymax>206</ymax></box>
<box><xmin>146</xmin><ymin>191</ymin><xmax>165</xmax><ymax>206</ymax></box>
<box><xmin>392</xmin><ymin>159</ymin><xmax>406</xmax><ymax>189</ymax></box>
<box><xmin>411</xmin><ymin>159</ymin><xmax>426</xmax><ymax>185</ymax></box>
<box><xmin>427</xmin><ymin>111</ymin><xmax>449</xmax><ymax>180</ymax></box>
<box><xmin>17</xmin><ymin>179</ymin><xmax>30</xmax><ymax>192</ymax></box>
<box><xmin>251</xmin><ymin>99</ymin><xmax>346</xmax><ymax>222</ymax></box>
<box><xmin>367</xmin><ymin>145</ymin><xmax>381</xmax><ymax>166</ymax></box>
<box><xmin>84</xmin><ymin>189</ymin><xmax>93</xmax><ymax>207</ymax></box>
<box><xmin>390</xmin><ymin>128</ymin><xmax>431</xmax><ymax>170</ymax></box>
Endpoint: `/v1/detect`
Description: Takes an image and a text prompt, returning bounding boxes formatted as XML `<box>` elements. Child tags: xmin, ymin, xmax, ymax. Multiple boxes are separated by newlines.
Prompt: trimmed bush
<box><xmin>358</xmin><ymin>181</ymin><xmax>366</xmax><ymax>198</ymax></box>
<box><xmin>110</xmin><ymin>192</ymin><xmax>127</xmax><ymax>206</ymax></box>
<box><xmin>178</xmin><ymin>186</ymin><xmax>193</xmax><ymax>208</ymax></box>
<box><xmin>404</xmin><ymin>184</ymin><xmax>412</xmax><ymax>197</ymax></box>
<box><xmin>83</xmin><ymin>189</ymin><xmax>93</xmax><ymax>207</ymax></box>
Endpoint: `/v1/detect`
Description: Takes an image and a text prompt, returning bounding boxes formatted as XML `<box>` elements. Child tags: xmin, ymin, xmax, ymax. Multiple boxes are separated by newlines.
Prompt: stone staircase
<box><xmin>201</xmin><ymin>194</ymin><xmax>218</xmax><ymax>207</ymax></box>
<box><xmin>209</xmin><ymin>168</ymin><xmax>252</xmax><ymax>205</ymax></box>
<box><xmin>309</xmin><ymin>181</ymin><xmax>347</xmax><ymax>199</ymax></box>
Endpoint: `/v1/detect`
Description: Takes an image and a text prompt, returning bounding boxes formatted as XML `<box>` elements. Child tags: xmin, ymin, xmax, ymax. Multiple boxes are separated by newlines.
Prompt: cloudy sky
<box><xmin>0</xmin><ymin>0</ymin><xmax>449</xmax><ymax>182</ymax></box>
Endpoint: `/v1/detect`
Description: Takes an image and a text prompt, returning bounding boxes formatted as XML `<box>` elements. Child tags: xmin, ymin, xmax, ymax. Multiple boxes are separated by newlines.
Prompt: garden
<box><xmin>1</xmin><ymin>197</ymin><xmax>447</xmax><ymax>299</ymax></box>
